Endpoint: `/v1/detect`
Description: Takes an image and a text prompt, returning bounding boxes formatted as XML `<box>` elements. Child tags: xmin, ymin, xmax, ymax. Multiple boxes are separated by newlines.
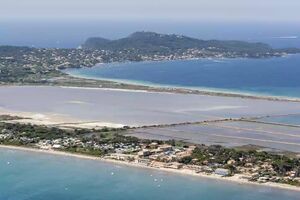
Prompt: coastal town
<box><xmin>0</xmin><ymin>46</ymin><xmax>283</xmax><ymax>83</ymax></box>
<box><xmin>1</xmin><ymin>32</ymin><xmax>300</xmax><ymax>195</ymax></box>
<box><xmin>2</xmin><ymin>0</ymin><xmax>300</xmax><ymax>198</ymax></box>
<box><xmin>1</xmin><ymin>118</ymin><xmax>299</xmax><ymax>188</ymax></box>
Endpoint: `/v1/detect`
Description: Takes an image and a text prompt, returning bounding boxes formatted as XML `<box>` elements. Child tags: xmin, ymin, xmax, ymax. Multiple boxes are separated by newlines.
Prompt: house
<box><xmin>149</xmin><ymin>142</ymin><xmax>158</xmax><ymax>149</ymax></box>
<box><xmin>158</xmin><ymin>144</ymin><xmax>173</xmax><ymax>152</ymax></box>
<box><xmin>138</xmin><ymin>149</ymin><xmax>151</xmax><ymax>157</ymax></box>
<box><xmin>150</xmin><ymin>149</ymin><xmax>163</xmax><ymax>154</ymax></box>
<box><xmin>215</xmin><ymin>168</ymin><xmax>230</xmax><ymax>176</ymax></box>
<box><xmin>149</xmin><ymin>154</ymin><xmax>160</xmax><ymax>161</ymax></box>
<box><xmin>107</xmin><ymin>153</ymin><xmax>135</xmax><ymax>161</ymax></box>
<box><xmin>165</xmin><ymin>162</ymin><xmax>183</xmax><ymax>169</ymax></box>
<box><xmin>52</xmin><ymin>144</ymin><xmax>62</xmax><ymax>149</ymax></box>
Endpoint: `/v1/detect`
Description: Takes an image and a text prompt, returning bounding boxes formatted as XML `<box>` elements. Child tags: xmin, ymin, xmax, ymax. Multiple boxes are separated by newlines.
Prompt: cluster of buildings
<box><xmin>105</xmin><ymin>142</ymin><xmax>232</xmax><ymax>176</ymax></box>
<box><xmin>1</xmin><ymin>125</ymin><xmax>299</xmax><ymax>185</ymax></box>
<box><xmin>1</xmin><ymin>44</ymin><xmax>289</xmax><ymax>85</ymax></box>
<box><xmin>237</xmin><ymin>160</ymin><xmax>300</xmax><ymax>184</ymax></box>
<box><xmin>35</xmin><ymin>137</ymin><xmax>140</xmax><ymax>154</ymax></box>
<box><xmin>13</xmin><ymin>48</ymin><xmax>110</xmax><ymax>70</ymax></box>
<box><xmin>0</xmin><ymin>132</ymin><xmax>11</xmax><ymax>140</ymax></box>
<box><xmin>1</xmin><ymin>45</ymin><xmax>285</xmax><ymax>76</ymax></box>
<box><xmin>36</xmin><ymin>137</ymin><xmax>83</xmax><ymax>150</ymax></box>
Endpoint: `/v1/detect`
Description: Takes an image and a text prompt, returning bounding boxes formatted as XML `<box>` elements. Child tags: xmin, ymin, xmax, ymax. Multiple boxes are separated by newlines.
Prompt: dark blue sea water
<box><xmin>1</xmin><ymin>148</ymin><xmax>299</xmax><ymax>200</ymax></box>
<box><xmin>64</xmin><ymin>54</ymin><xmax>300</xmax><ymax>98</ymax></box>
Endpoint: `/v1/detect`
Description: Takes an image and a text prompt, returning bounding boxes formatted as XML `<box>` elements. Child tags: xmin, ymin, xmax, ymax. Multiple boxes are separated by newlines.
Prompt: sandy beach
<box><xmin>0</xmin><ymin>108</ymin><xmax>125</xmax><ymax>129</ymax></box>
<box><xmin>1</xmin><ymin>145</ymin><xmax>299</xmax><ymax>192</ymax></box>
<box><xmin>1</xmin><ymin>85</ymin><xmax>300</xmax><ymax>192</ymax></box>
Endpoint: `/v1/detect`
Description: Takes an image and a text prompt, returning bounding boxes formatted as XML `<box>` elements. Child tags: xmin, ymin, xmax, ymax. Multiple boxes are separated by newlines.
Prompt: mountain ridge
<box><xmin>81</xmin><ymin>31</ymin><xmax>275</xmax><ymax>53</ymax></box>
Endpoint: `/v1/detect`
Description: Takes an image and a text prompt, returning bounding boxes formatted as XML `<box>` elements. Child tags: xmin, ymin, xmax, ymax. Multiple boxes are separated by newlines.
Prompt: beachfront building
<box><xmin>105</xmin><ymin>153</ymin><xmax>136</xmax><ymax>161</ymax></box>
<box><xmin>158</xmin><ymin>144</ymin><xmax>173</xmax><ymax>152</ymax></box>
<box><xmin>215</xmin><ymin>168</ymin><xmax>230</xmax><ymax>177</ymax></box>
<box><xmin>138</xmin><ymin>149</ymin><xmax>151</xmax><ymax>157</ymax></box>
<box><xmin>165</xmin><ymin>162</ymin><xmax>184</xmax><ymax>169</ymax></box>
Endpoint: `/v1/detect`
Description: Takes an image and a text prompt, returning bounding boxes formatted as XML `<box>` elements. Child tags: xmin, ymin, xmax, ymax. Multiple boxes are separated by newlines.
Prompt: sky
<box><xmin>1</xmin><ymin>0</ymin><xmax>300</xmax><ymax>22</ymax></box>
<box><xmin>0</xmin><ymin>0</ymin><xmax>299</xmax><ymax>48</ymax></box>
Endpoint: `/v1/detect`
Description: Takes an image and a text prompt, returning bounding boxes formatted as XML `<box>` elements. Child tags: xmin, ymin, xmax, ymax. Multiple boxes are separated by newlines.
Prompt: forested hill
<box><xmin>81</xmin><ymin>31</ymin><xmax>294</xmax><ymax>54</ymax></box>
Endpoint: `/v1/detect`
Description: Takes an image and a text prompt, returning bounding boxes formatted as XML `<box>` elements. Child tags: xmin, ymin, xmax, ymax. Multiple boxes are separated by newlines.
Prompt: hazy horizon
<box><xmin>0</xmin><ymin>0</ymin><xmax>299</xmax><ymax>48</ymax></box>
<box><xmin>1</xmin><ymin>0</ymin><xmax>300</xmax><ymax>22</ymax></box>
<box><xmin>0</xmin><ymin>20</ymin><xmax>299</xmax><ymax>48</ymax></box>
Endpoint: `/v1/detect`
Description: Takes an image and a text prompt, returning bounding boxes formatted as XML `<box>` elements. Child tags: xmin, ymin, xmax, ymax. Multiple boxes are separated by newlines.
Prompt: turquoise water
<box><xmin>64</xmin><ymin>54</ymin><xmax>300</xmax><ymax>98</ymax></box>
<box><xmin>0</xmin><ymin>148</ymin><xmax>299</xmax><ymax>200</ymax></box>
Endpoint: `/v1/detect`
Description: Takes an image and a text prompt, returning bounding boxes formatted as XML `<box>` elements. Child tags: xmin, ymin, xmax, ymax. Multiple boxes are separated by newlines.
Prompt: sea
<box><xmin>64</xmin><ymin>54</ymin><xmax>300</xmax><ymax>99</ymax></box>
<box><xmin>1</xmin><ymin>20</ymin><xmax>300</xmax><ymax>48</ymax></box>
<box><xmin>2</xmin><ymin>21</ymin><xmax>300</xmax><ymax>199</ymax></box>
<box><xmin>0</xmin><ymin>148</ymin><xmax>299</xmax><ymax>200</ymax></box>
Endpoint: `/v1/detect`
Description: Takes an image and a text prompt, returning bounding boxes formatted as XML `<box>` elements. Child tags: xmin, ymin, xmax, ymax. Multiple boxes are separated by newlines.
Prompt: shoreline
<box><xmin>1</xmin><ymin>145</ymin><xmax>300</xmax><ymax>192</ymax></box>
<box><xmin>61</xmin><ymin>56</ymin><xmax>300</xmax><ymax>103</ymax></box>
<box><xmin>65</xmin><ymin>75</ymin><xmax>300</xmax><ymax>102</ymax></box>
<box><xmin>0</xmin><ymin>108</ymin><xmax>125</xmax><ymax>129</ymax></box>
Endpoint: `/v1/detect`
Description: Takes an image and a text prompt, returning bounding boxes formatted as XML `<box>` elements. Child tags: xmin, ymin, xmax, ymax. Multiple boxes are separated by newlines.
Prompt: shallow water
<box><xmin>1</xmin><ymin>86</ymin><xmax>300</xmax><ymax>126</ymax></box>
<box><xmin>126</xmin><ymin>121</ymin><xmax>300</xmax><ymax>152</ymax></box>
<box><xmin>0</xmin><ymin>148</ymin><xmax>299</xmax><ymax>200</ymax></box>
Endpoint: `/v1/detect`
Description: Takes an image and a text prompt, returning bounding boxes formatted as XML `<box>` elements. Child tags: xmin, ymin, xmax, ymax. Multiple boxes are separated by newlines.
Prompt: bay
<box><xmin>64</xmin><ymin>54</ymin><xmax>300</xmax><ymax>98</ymax></box>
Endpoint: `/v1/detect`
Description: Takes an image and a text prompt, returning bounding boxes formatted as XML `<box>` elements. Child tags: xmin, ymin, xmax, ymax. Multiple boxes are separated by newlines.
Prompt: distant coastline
<box><xmin>1</xmin><ymin>31</ymin><xmax>300</xmax><ymax>90</ymax></box>
<box><xmin>1</xmin><ymin>31</ymin><xmax>300</xmax><ymax>195</ymax></box>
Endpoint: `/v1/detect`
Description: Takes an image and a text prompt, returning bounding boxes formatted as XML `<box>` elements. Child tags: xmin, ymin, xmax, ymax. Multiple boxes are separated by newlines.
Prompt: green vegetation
<box><xmin>1</xmin><ymin>32</ymin><xmax>299</xmax><ymax>85</ymax></box>
<box><xmin>187</xmin><ymin>145</ymin><xmax>300</xmax><ymax>185</ymax></box>
<box><xmin>0</xmin><ymin>121</ymin><xmax>299</xmax><ymax>186</ymax></box>
<box><xmin>0</xmin><ymin>115</ymin><xmax>23</xmax><ymax>121</ymax></box>
<box><xmin>82</xmin><ymin>31</ymin><xmax>298</xmax><ymax>56</ymax></box>
<box><xmin>0</xmin><ymin>46</ymin><xmax>102</xmax><ymax>83</ymax></box>
<box><xmin>64</xmin><ymin>146</ymin><xmax>105</xmax><ymax>156</ymax></box>
<box><xmin>0</xmin><ymin>122</ymin><xmax>76</xmax><ymax>140</ymax></box>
